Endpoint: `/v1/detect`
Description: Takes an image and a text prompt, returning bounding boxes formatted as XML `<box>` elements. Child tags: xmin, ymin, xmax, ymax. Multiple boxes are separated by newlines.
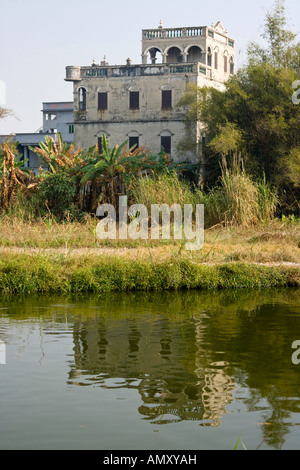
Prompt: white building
<box><xmin>0</xmin><ymin>102</ymin><xmax>74</xmax><ymax>173</ymax></box>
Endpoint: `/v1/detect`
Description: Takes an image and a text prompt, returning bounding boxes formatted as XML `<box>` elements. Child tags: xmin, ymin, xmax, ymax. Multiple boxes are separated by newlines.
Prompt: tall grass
<box><xmin>131</xmin><ymin>166</ymin><xmax>278</xmax><ymax>229</ymax></box>
<box><xmin>131</xmin><ymin>171</ymin><xmax>198</xmax><ymax>210</ymax></box>
<box><xmin>1</xmin><ymin>160</ymin><xmax>279</xmax><ymax>233</ymax></box>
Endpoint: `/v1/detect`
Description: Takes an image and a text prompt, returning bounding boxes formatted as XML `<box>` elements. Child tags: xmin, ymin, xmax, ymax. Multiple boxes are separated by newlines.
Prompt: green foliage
<box><xmin>285</xmin><ymin>148</ymin><xmax>300</xmax><ymax>187</ymax></box>
<box><xmin>29</xmin><ymin>132</ymin><xmax>83</xmax><ymax>174</ymax></box>
<box><xmin>80</xmin><ymin>134</ymin><xmax>172</xmax><ymax>208</ymax></box>
<box><xmin>177</xmin><ymin>0</ymin><xmax>300</xmax><ymax>214</ymax></box>
<box><xmin>131</xmin><ymin>170</ymin><xmax>198</xmax><ymax>210</ymax></box>
<box><xmin>196</xmin><ymin>161</ymin><xmax>278</xmax><ymax>228</ymax></box>
<box><xmin>247</xmin><ymin>0</ymin><xmax>299</xmax><ymax>71</ymax></box>
<box><xmin>35</xmin><ymin>171</ymin><xmax>78</xmax><ymax>220</ymax></box>
<box><xmin>0</xmin><ymin>253</ymin><xmax>298</xmax><ymax>294</ymax></box>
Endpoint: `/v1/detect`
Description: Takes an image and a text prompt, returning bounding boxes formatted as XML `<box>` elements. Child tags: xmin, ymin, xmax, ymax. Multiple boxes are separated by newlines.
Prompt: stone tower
<box><xmin>65</xmin><ymin>22</ymin><xmax>235</xmax><ymax>163</ymax></box>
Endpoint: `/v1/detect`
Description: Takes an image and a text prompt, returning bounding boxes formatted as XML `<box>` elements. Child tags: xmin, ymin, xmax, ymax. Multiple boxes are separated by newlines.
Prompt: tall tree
<box><xmin>247</xmin><ymin>0</ymin><xmax>299</xmax><ymax>71</ymax></box>
<box><xmin>177</xmin><ymin>0</ymin><xmax>300</xmax><ymax>213</ymax></box>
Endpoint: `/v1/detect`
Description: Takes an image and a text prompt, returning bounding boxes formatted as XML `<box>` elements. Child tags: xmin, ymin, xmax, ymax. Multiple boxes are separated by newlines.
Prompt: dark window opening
<box><xmin>98</xmin><ymin>137</ymin><xmax>103</xmax><ymax>154</ymax></box>
<box><xmin>161</xmin><ymin>136</ymin><xmax>171</xmax><ymax>155</ymax></box>
<box><xmin>224</xmin><ymin>56</ymin><xmax>228</xmax><ymax>73</ymax></box>
<box><xmin>162</xmin><ymin>90</ymin><xmax>172</xmax><ymax>109</ymax></box>
<box><xmin>79</xmin><ymin>88</ymin><xmax>86</xmax><ymax>111</ymax></box>
<box><xmin>130</xmin><ymin>91</ymin><xmax>139</xmax><ymax>110</ymax></box>
<box><xmin>129</xmin><ymin>136</ymin><xmax>139</xmax><ymax>150</ymax></box>
<box><xmin>230</xmin><ymin>60</ymin><xmax>234</xmax><ymax>75</ymax></box>
<box><xmin>214</xmin><ymin>52</ymin><xmax>218</xmax><ymax>70</ymax></box>
<box><xmin>207</xmin><ymin>53</ymin><xmax>212</xmax><ymax>67</ymax></box>
<box><xmin>98</xmin><ymin>92</ymin><xmax>108</xmax><ymax>110</ymax></box>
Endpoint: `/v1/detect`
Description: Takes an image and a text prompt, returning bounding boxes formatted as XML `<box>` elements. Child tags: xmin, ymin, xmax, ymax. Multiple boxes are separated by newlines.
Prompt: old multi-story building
<box><xmin>65</xmin><ymin>21</ymin><xmax>235</xmax><ymax>163</ymax></box>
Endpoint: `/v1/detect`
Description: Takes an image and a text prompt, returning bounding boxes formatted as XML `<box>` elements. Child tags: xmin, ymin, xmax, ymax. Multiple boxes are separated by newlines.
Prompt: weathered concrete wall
<box><xmin>75</xmin><ymin>119</ymin><xmax>195</xmax><ymax>163</ymax></box>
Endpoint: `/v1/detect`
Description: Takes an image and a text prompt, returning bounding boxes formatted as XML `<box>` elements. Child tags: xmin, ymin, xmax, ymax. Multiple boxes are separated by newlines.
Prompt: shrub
<box><xmin>36</xmin><ymin>171</ymin><xmax>78</xmax><ymax>220</ymax></box>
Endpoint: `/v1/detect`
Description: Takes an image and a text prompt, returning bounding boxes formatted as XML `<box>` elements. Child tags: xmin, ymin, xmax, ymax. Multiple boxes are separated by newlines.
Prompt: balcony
<box><xmin>143</xmin><ymin>26</ymin><xmax>204</xmax><ymax>40</ymax></box>
<box><xmin>75</xmin><ymin>63</ymin><xmax>209</xmax><ymax>80</ymax></box>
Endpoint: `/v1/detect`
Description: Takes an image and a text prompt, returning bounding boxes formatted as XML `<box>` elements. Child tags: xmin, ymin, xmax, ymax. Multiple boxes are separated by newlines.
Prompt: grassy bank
<box><xmin>0</xmin><ymin>251</ymin><xmax>299</xmax><ymax>294</ymax></box>
<box><xmin>0</xmin><ymin>210</ymin><xmax>299</xmax><ymax>294</ymax></box>
<box><xmin>0</xmin><ymin>215</ymin><xmax>299</xmax><ymax>264</ymax></box>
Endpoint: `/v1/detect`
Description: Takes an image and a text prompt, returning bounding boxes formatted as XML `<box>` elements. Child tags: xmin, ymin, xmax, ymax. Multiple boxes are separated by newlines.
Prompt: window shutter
<box><xmin>162</xmin><ymin>90</ymin><xmax>172</xmax><ymax>109</ymax></box>
<box><xmin>214</xmin><ymin>52</ymin><xmax>218</xmax><ymax>69</ymax></box>
<box><xmin>129</xmin><ymin>136</ymin><xmax>139</xmax><ymax>149</ymax></box>
<box><xmin>98</xmin><ymin>92</ymin><xmax>108</xmax><ymax>110</ymax></box>
<box><xmin>161</xmin><ymin>136</ymin><xmax>171</xmax><ymax>154</ymax></box>
<box><xmin>130</xmin><ymin>91</ymin><xmax>139</xmax><ymax>110</ymax></box>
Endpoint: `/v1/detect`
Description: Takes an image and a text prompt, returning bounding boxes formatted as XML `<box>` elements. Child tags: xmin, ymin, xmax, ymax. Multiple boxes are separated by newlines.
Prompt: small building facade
<box><xmin>65</xmin><ymin>22</ymin><xmax>235</xmax><ymax>163</ymax></box>
<box><xmin>0</xmin><ymin>102</ymin><xmax>74</xmax><ymax>173</ymax></box>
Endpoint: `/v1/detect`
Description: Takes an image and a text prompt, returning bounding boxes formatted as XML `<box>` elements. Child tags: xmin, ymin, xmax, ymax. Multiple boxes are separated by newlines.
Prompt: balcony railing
<box><xmin>76</xmin><ymin>63</ymin><xmax>211</xmax><ymax>80</ymax></box>
<box><xmin>143</xmin><ymin>27</ymin><xmax>204</xmax><ymax>40</ymax></box>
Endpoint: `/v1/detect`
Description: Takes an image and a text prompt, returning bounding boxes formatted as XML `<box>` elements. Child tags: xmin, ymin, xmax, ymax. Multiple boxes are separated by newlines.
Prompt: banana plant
<box><xmin>80</xmin><ymin>135</ymin><xmax>166</xmax><ymax>207</ymax></box>
<box><xmin>29</xmin><ymin>132</ymin><xmax>84</xmax><ymax>174</ymax></box>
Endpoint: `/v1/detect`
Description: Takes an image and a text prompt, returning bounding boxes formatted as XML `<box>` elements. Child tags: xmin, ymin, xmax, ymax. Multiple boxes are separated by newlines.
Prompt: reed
<box><xmin>131</xmin><ymin>170</ymin><xmax>198</xmax><ymax>209</ymax></box>
<box><xmin>197</xmin><ymin>165</ymin><xmax>278</xmax><ymax>228</ymax></box>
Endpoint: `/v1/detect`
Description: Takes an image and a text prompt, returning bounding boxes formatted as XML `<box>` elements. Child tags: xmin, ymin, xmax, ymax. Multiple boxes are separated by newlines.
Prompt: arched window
<box><xmin>97</xmin><ymin>87</ymin><xmax>108</xmax><ymax>111</ymax></box>
<box><xmin>207</xmin><ymin>47</ymin><xmax>212</xmax><ymax>67</ymax></box>
<box><xmin>214</xmin><ymin>50</ymin><xmax>218</xmax><ymax>70</ymax></box>
<box><xmin>161</xmin><ymin>85</ymin><xmax>172</xmax><ymax>109</ymax></box>
<box><xmin>160</xmin><ymin>130</ymin><xmax>172</xmax><ymax>155</ymax></box>
<box><xmin>128</xmin><ymin>130</ymin><xmax>140</xmax><ymax>150</ymax></box>
<box><xmin>224</xmin><ymin>54</ymin><xmax>228</xmax><ymax>73</ymax></box>
<box><xmin>96</xmin><ymin>131</ymin><xmax>108</xmax><ymax>154</ymax></box>
<box><xmin>78</xmin><ymin>87</ymin><xmax>87</xmax><ymax>111</ymax></box>
<box><xmin>129</xmin><ymin>86</ymin><xmax>139</xmax><ymax>110</ymax></box>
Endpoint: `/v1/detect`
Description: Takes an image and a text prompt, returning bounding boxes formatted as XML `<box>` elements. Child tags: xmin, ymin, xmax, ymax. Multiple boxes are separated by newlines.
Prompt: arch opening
<box><xmin>166</xmin><ymin>47</ymin><xmax>183</xmax><ymax>64</ymax></box>
<box><xmin>146</xmin><ymin>47</ymin><xmax>163</xmax><ymax>64</ymax></box>
<box><xmin>187</xmin><ymin>46</ymin><xmax>205</xmax><ymax>64</ymax></box>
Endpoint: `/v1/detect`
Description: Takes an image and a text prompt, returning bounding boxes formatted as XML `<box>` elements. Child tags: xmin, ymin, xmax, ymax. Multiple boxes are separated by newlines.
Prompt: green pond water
<box><xmin>0</xmin><ymin>289</ymin><xmax>300</xmax><ymax>450</ymax></box>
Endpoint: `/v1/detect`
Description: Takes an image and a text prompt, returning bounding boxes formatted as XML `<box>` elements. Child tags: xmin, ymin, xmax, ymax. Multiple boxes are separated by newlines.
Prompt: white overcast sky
<box><xmin>0</xmin><ymin>0</ymin><xmax>299</xmax><ymax>135</ymax></box>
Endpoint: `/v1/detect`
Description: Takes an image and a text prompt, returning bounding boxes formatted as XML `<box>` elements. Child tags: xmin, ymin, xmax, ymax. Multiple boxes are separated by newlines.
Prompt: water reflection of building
<box><xmin>68</xmin><ymin>313</ymin><xmax>236</xmax><ymax>426</ymax></box>
<box><xmin>194</xmin><ymin>315</ymin><xmax>236</xmax><ymax>426</ymax></box>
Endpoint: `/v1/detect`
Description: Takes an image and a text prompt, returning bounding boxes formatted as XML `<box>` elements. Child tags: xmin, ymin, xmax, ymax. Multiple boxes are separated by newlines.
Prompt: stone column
<box><xmin>182</xmin><ymin>52</ymin><xmax>188</xmax><ymax>63</ymax></box>
<box><xmin>141</xmin><ymin>53</ymin><xmax>147</xmax><ymax>65</ymax></box>
<box><xmin>161</xmin><ymin>53</ymin><xmax>167</xmax><ymax>64</ymax></box>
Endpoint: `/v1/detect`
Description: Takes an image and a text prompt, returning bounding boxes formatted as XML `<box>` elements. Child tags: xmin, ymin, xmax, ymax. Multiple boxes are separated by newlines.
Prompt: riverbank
<box><xmin>0</xmin><ymin>217</ymin><xmax>299</xmax><ymax>294</ymax></box>
<box><xmin>0</xmin><ymin>250</ymin><xmax>299</xmax><ymax>294</ymax></box>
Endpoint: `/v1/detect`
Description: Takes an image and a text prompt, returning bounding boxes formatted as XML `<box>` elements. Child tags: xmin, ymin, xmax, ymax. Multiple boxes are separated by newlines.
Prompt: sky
<box><xmin>0</xmin><ymin>0</ymin><xmax>299</xmax><ymax>135</ymax></box>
